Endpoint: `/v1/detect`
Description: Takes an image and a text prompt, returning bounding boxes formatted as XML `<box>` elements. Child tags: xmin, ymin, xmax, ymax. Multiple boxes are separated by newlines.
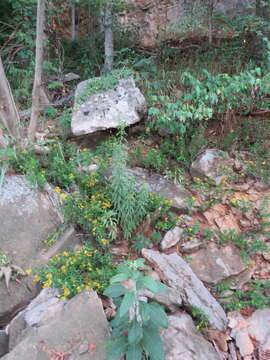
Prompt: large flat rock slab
<box><xmin>189</xmin><ymin>243</ymin><xmax>247</xmax><ymax>285</ymax></box>
<box><xmin>127</xmin><ymin>167</ymin><xmax>191</xmax><ymax>212</ymax></box>
<box><xmin>3</xmin><ymin>290</ymin><xmax>108</xmax><ymax>360</ymax></box>
<box><xmin>142</xmin><ymin>249</ymin><xmax>227</xmax><ymax>331</ymax></box>
<box><xmin>161</xmin><ymin>313</ymin><xmax>220</xmax><ymax>360</ymax></box>
<box><xmin>71</xmin><ymin>77</ymin><xmax>147</xmax><ymax>136</ymax></box>
<box><xmin>0</xmin><ymin>176</ymin><xmax>62</xmax><ymax>320</ymax></box>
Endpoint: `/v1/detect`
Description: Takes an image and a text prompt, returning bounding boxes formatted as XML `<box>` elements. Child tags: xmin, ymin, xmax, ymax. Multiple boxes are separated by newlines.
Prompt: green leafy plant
<box><xmin>111</xmin><ymin>142</ymin><xmax>150</xmax><ymax>239</ymax></box>
<box><xmin>36</xmin><ymin>245</ymin><xmax>116</xmax><ymax>299</ymax></box>
<box><xmin>190</xmin><ymin>306</ymin><xmax>209</xmax><ymax>331</ymax></box>
<box><xmin>104</xmin><ymin>258</ymin><xmax>169</xmax><ymax>360</ymax></box>
<box><xmin>221</xmin><ymin>280</ymin><xmax>270</xmax><ymax>311</ymax></box>
<box><xmin>131</xmin><ymin>234</ymin><xmax>153</xmax><ymax>253</ymax></box>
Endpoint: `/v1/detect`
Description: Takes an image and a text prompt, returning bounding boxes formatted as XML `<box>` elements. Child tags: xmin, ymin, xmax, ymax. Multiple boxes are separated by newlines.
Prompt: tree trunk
<box><xmin>104</xmin><ymin>0</ymin><xmax>114</xmax><ymax>73</ymax></box>
<box><xmin>0</xmin><ymin>56</ymin><xmax>21</xmax><ymax>141</ymax></box>
<box><xmin>71</xmin><ymin>3</ymin><xmax>77</xmax><ymax>40</ymax></box>
<box><xmin>27</xmin><ymin>0</ymin><xmax>46</xmax><ymax>143</ymax></box>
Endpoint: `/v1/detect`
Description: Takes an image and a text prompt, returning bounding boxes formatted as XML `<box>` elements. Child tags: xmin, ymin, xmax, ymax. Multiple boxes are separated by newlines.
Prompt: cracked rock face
<box><xmin>142</xmin><ymin>249</ymin><xmax>227</xmax><ymax>331</ymax></box>
<box><xmin>160</xmin><ymin>313</ymin><xmax>220</xmax><ymax>360</ymax></box>
<box><xmin>71</xmin><ymin>77</ymin><xmax>147</xmax><ymax>136</ymax></box>
<box><xmin>0</xmin><ymin>176</ymin><xmax>62</xmax><ymax>321</ymax></box>
<box><xmin>188</xmin><ymin>243</ymin><xmax>248</xmax><ymax>285</ymax></box>
<box><xmin>3</xmin><ymin>290</ymin><xmax>109</xmax><ymax>360</ymax></box>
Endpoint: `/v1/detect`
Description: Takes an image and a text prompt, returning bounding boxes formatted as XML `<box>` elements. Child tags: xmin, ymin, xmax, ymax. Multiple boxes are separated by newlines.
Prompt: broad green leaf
<box><xmin>128</xmin><ymin>321</ymin><xmax>143</xmax><ymax>344</ymax></box>
<box><xmin>104</xmin><ymin>284</ymin><xmax>127</xmax><ymax>298</ymax></box>
<box><xmin>120</xmin><ymin>291</ymin><xmax>136</xmax><ymax>317</ymax></box>
<box><xmin>107</xmin><ymin>337</ymin><xmax>127</xmax><ymax>360</ymax></box>
<box><xmin>138</xmin><ymin>277</ymin><xmax>169</xmax><ymax>294</ymax></box>
<box><xmin>110</xmin><ymin>311</ymin><xmax>129</xmax><ymax>328</ymax></box>
<box><xmin>126</xmin><ymin>344</ymin><xmax>143</xmax><ymax>360</ymax></box>
<box><xmin>110</xmin><ymin>273</ymin><xmax>130</xmax><ymax>283</ymax></box>
<box><xmin>147</xmin><ymin>303</ymin><xmax>168</xmax><ymax>328</ymax></box>
<box><xmin>139</xmin><ymin>301</ymin><xmax>150</xmax><ymax>322</ymax></box>
<box><xmin>142</xmin><ymin>326</ymin><xmax>165</xmax><ymax>360</ymax></box>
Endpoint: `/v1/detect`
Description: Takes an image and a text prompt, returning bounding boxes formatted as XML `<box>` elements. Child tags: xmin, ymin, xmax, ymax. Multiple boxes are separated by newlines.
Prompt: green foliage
<box><xmin>129</xmin><ymin>145</ymin><xmax>169</xmax><ymax>173</ymax></box>
<box><xmin>131</xmin><ymin>234</ymin><xmax>153</xmax><ymax>253</ymax></box>
<box><xmin>149</xmin><ymin>69</ymin><xmax>270</xmax><ymax>135</ymax></box>
<box><xmin>220</xmin><ymin>280</ymin><xmax>270</xmax><ymax>311</ymax></box>
<box><xmin>190</xmin><ymin>306</ymin><xmax>209</xmax><ymax>331</ymax></box>
<box><xmin>36</xmin><ymin>245</ymin><xmax>116</xmax><ymax>299</ymax></box>
<box><xmin>104</xmin><ymin>258</ymin><xmax>168</xmax><ymax>360</ymax></box>
<box><xmin>75</xmin><ymin>68</ymin><xmax>134</xmax><ymax>106</ymax></box>
<box><xmin>62</xmin><ymin>172</ymin><xmax>117</xmax><ymax>247</ymax></box>
<box><xmin>111</xmin><ymin>142</ymin><xmax>150</xmax><ymax>239</ymax></box>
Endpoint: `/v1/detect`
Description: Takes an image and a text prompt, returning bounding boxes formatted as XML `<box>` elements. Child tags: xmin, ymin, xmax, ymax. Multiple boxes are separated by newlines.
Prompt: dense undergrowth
<box><xmin>1</xmin><ymin>3</ymin><xmax>270</xmax><ymax>358</ymax></box>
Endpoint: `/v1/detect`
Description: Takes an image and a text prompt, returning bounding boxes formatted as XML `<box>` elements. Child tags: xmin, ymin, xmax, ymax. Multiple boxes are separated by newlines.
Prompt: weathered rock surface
<box><xmin>119</xmin><ymin>0</ymin><xmax>255</xmax><ymax>49</ymax></box>
<box><xmin>141</xmin><ymin>287</ymin><xmax>182</xmax><ymax>312</ymax></box>
<box><xmin>181</xmin><ymin>238</ymin><xmax>203</xmax><ymax>254</ymax></box>
<box><xmin>71</xmin><ymin>77</ymin><xmax>147</xmax><ymax>136</ymax></box>
<box><xmin>160</xmin><ymin>313</ymin><xmax>220</xmax><ymax>360</ymax></box>
<box><xmin>190</xmin><ymin>149</ymin><xmax>233</xmax><ymax>185</ymax></box>
<box><xmin>0</xmin><ymin>176</ymin><xmax>63</xmax><ymax>321</ymax></box>
<box><xmin>127</xmin><ymin>167</ymin><xmax>191</xmax><ymax>212</ymax></box>
<box><xmin>142</xmin><ymin>249</ymin><xmax>227</xmax><ymax>330</ymax></box>
<box><xmin>0</xmin><ymin>330</ymin><xmax>8</xmax><ymax>357</ymax></box>
<box><xmin>161</xmin><ymin>227</ymin><xmax>183</xmax><ymax>250</ymax></box>
<box><xmin>228</xmin><ymin>309</ymin><xmax>270</xmax><ymax>358</ymax></box>
<box><xmin>3</xmin><ymin>290</ymin><xmax>108</xmax><ymax>360</ymax></box>
<box><xmin>189</xmin><ymin>243</ymin><xmax>247</xmax><ymax>285</ymax></box>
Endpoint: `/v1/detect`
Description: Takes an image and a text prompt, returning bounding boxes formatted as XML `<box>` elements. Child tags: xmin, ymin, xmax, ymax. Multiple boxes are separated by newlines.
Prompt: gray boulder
<box><xmin>0</xmin><ymin>330</ymin><xmax>8</xmax><ymax>357</ymax></box>
<box><xmin>142</xmin><ymin>249</ymin><xmax>227</xmax><ymax>330</ymax></box>
<box><xmin>160</xmin><ymin>227</ymin><xmax>184</xmax><ymax>250</ymax></box>
<box><xmin>190</xmin><ymin>149</ymin><xmax>233</xmax><ymax>185</ymax></box>
<box><xmin>189</xmin><ymin>243</ymin><xmax>248</xmax><ymax>285</ymax></box>
<box><xmin>127</xmin><ymin>167</ymin><xmax>191</xmax><ymax>212</ymax></box>
<box><xmin>71</xmin><ymin>77</ymin><xmax>147</xmax><ymax>136</ymax></box>
<box><xmin>3</xmin><ymin>290</ymin><xmax>108</xmax><ymax>360</ymax></box>
<box><xmin>160</xmin><ymin>313</ymin><xmax>220</xmax><ymax>360</ymax></box>
<box><xmin>0</xmin><ymin>176</ymin><xmax>63</xmax><ymax>322</ymax></box>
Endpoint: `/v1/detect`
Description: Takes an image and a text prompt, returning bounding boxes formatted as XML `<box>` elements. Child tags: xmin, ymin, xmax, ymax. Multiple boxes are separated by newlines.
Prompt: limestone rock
<box><xmin>247</xmin><ymin>309</ymin><xmax>270</xmax><ymax>356</ymax></box>
<box><xmin>142</xmin><ymin>249</ymin><xmax>227</xmax><ymax>330</ymax></box>
<box><xmin>140</xmin><ymin>287</ymin><xmax>182</xmax><ymax>312</ymax></box>
<box><xmin>228</xmin><ymin>309</ymin><xmax>270</xmax><ymax>358</ymax></box>
<box><xmin>160</xmin><ymin>313</ymin><xmax>219</xmax><ymax>360</ymax></box>
<box><xmin>0</xmin><ymin>330</ymin><xmax>8</xmax><ymax>357</ymax></box>
<box><xmin>189</xmin><ymin>243</ymin><xmax>247</xmax><ymax>285</ymax></box>
<box><xmin>0</xmin><ymin>176</ymin><xmax>62</xmax><ymax>321</ymax></box>
<box><xmin>190</xmin><ymin>149</ymin><xmax>233</xmax><ymax>185</ymax></box>
<box><xmin>71</xmin><ymin>77</ymin><xmax>147</xmax><ymax>136</ymax></box>
<box><xmin>3</xmin><ymin>291</ymin><xmax>109</xmax><ymax>360</ymax></box>
<box><xmin>127</xmin><ymin>167</ymin><xmax>191</xmax><ymax>212</ymax></box>
<box><xmin>181</xmin><ymin>238</ymin><xmax>203</xmax><ymax>254</ymax></box>
<box><xmin>160</xmin><ymin>227</ymin><xmax>183</xmax><ymax>250</ymax></box>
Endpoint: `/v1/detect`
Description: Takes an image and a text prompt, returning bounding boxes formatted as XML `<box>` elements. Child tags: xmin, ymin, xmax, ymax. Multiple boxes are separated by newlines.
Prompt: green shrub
<box><xmin>104</xmin><ymin>258</ymin><xmax>168</xmax><ymax>360</ymax></box>
<box><xmin>36</xmin><ymin>245</ymin><xmax>116</xmax><ymax>299</ymax></box>
<box><xmin>111</xmin><ymin>142</ymin><xmax>150</xmax><ymax>239</ymax></box>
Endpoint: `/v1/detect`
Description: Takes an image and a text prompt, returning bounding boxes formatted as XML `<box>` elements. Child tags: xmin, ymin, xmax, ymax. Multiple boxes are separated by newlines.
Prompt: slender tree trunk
<box><xmin>27</xmin><ymin>0</ymin><xmax>46</xmax><ymax>143</ymax></box>
<box><xmin>71</xmin><ymin>3</ymin><xmax>77</xmax><ymax>40</ymax></box>
<box><xmin>104</xmin><ymin>0</ymin><xmax>114</xmax><ymax>73</ymax></box>
<box><xmin>0</xmin><ymin>56</ymin><xmax>20</xmax><ymax>141</ymax></box>
<box><xmin>208</xmin><ymin>0</ymin><xmax>214</xmax><ymax>44</ymax></box>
